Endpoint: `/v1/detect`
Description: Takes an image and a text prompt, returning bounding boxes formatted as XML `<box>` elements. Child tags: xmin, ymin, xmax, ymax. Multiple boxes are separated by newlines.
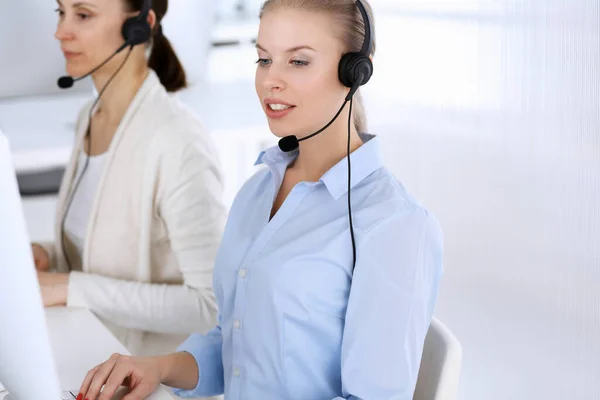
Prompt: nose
<box><xmin>261</xmin><ymin>64</ymin><xmax>286</xmax><ymax>92</ymax></box>
<box><xmin>55</xmin><ymin>18</ymin><xmax>75</xmax><ymax>42</ymax></box>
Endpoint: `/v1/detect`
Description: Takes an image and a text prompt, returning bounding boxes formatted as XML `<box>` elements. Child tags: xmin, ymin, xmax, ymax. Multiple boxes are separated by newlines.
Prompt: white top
<box><xmin>63</xmin><ymin>151</ymin><xmax>107</xmax><ymax>258</ymax></box>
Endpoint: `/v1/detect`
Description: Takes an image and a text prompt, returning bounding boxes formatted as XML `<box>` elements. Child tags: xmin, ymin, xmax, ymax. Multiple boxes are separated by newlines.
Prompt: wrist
<box><xmin>155</xmin><ymin>354</ymin><xmax>174</xmax><ymax>383</ymax></box>
<box><xmin>156</xmin><ymin>352</ymin><xmax>199</xmax><ymax>389</ymax></box>
<box><xmin>59</xmin><ymin>272</ymin><xmax>70</xmax><ymax>285</ymax></box>
<box><xmin>58</xmin><ymin>283</ymin><xmax>69</xmax><ymax>306</ymax></box>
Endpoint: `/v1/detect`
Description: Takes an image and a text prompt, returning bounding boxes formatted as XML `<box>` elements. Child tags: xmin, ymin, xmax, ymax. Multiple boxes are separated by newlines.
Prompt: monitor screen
<box><xmin>0</xmin><ymin>0</ymin><xmax>93</xmax><ymax>99</ymax></box>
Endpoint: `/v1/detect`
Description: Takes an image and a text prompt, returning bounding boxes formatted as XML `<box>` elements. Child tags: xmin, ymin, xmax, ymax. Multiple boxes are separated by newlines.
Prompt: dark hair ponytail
<box><xmin>125</xmin><ymin>0</ymin><xmax>187</xmax><ymax>92</ymax></box>
<box><xmin>148</xmin><ymin>28</ymin><xmax>187</xmax><ymax>92</ymax></box>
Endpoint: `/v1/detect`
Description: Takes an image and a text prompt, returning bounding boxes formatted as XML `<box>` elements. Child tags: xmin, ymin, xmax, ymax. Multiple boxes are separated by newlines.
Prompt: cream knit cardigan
<box><xmin>40</xmin><ymin>70</ymin><xmax>227</xmax><ymax>357</ymax></box>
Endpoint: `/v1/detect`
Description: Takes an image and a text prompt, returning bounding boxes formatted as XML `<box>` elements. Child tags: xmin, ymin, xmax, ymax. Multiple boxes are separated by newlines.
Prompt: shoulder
<box><xmin>129</xmin><ymin>90</ymin><xmax>224</xmax><ymax>177</ymax></box>
<box><xmin>353</xmin><ymin>168</ymin><xmax>444</xmax><ymax>286</ymax></box>
<box><xmin>131</xmin><ymin>90</ymin><xmax>224</xmax><ymax>198</ymax></box>
<box><xmin>356</xmin><ymin>166</ymin><xmax>443</xmax><ymax>248</ymax></box>
<box><xmin>149</xmin><ymin>94</ymin><xmax>214</xmax><ymax>154</ymax></box>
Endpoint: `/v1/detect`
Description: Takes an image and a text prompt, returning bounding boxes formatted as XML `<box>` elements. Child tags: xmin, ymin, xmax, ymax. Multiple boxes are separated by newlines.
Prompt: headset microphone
<box><xmin>277</xmin><ymin>76</ymin><xmax>364</xmax><ymax>152</ymax></box>
<box><xmin>56</xmin><ymin>0</ymin><xmax>152</xmax><ymax>89</ymax></box>
<box><xmin>57</xmin><ymin>43</ymin><xmax>129</xmax><ymax>89</ymax></box>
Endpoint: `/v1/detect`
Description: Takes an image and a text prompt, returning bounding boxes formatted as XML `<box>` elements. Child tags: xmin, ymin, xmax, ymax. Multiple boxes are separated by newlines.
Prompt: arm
<box><xmin>66</xmin><ymin>272</ymin><xmax>217</xmax><ymax>334</ymax></box>
<box><xmin>67</xmin><ymin>138</ymin><xmax>227</xmax><ymax>335</ymax></box>
<box><xmin>334</xmin><ymin>208</ymin><xmax>444</xmax><ymax>400</ymax></box>
<box><xmin>171</xmin><ymin>325</ymin><xmax>225</xmax><ymax>397</ymax></box>
<box><xmin>77</xmin><ymin>337</ymin><xmax>215</xmax><ymax>400</ymax></box>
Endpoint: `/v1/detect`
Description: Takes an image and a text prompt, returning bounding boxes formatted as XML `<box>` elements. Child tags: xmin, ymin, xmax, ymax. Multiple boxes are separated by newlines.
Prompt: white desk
<box><xmin>1</xmin><ymin>307</ymin><xmax>175</xmax><ymax>400</ymax></box>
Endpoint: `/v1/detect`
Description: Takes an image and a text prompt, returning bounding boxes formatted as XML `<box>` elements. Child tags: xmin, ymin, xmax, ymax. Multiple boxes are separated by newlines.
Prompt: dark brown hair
<box><xmin>260</xmin><ymin>0</ymin><xmax>376</xmax><ymax>132</ymax></box>
<box><xmin>124</xmin><ymin>0</ymin><xmax>187</xmax><ymax>92</ymax></box>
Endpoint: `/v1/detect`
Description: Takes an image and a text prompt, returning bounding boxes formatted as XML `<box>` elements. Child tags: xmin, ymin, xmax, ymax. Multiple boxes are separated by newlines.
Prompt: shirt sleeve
<box><xmin>171</xmin><ymin>325</ymin><xmax>225</xmax><ymax>398</ymax></box>
<box><xmin>334</xmin><ymin>207</ymin><xmax>444</xmax><ymax>400</ymax></box>
<box><xmin>66</xmin><ymin>272</ymin><xmax>218</xmax><ymax>335</ymax></box>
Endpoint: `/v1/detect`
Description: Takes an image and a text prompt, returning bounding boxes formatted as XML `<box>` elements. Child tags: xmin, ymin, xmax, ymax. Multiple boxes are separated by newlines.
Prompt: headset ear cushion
<box><xmin>339</xmin><ymin>53</ymin><xmax>374</xmax><ymax>88</ymax></box>
<box><xmin>122</xmin><ymin>17</ymin><xmax>151</xmax><ymax>46</ymax></box>
<box><xmin>338</xmin><ymin>53</ymin><xmax>359</xmax><ymax>88</ymax></box>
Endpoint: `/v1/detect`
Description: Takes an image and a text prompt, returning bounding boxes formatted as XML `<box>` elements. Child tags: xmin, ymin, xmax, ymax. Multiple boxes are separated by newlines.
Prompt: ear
<box><xmin>147</xmin><ymin>9</ymin><xmax>157</xmax><ymax>30</ymax></box>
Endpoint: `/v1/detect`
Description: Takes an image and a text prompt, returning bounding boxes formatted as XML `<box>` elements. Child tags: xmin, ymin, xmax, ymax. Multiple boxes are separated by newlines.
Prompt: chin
<box><xmin>64</xmin><ymin>65</ymin><xmax>81</xmax><ymax>77</ymax></box>
<box><xmin>266</xmin><ymin>120</ymin><xmax>296</xmax><ymax>139</ymax></box>
<box><xmin>64</xmin><ymin>61</ymin><xmax>89</xmax><ymax>78</ymax></box>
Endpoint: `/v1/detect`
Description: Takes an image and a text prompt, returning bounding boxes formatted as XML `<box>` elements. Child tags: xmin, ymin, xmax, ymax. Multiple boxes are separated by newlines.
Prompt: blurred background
<box><xmin>1</xmin><ymin>1</ymin><xmax>598</xmax><ymax>399</ymax></box>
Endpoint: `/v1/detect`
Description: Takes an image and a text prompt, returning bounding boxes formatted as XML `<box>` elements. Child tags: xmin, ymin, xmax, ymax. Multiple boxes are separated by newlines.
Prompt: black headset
<box><xmin>57</xmin><ymin>0</ymin><xmax>154</xmax><ymax>89</ymax></box>
<box><xmin>122</xmin><ymin>0</ymin><xmax>153</xmax><ymax>48</ymax></box>
<box><xmin>59</xmin><ymin>0</ymin><xmax>154</xmax><ymax>271</ymax></box>
<box><xmin>278</xmin><ymin>0</ymin><xmax>374</xmax><ymax>151</ymax></box>
<box><xmin>339</xmin><ymin>0</ymin><xmax>374</xmax><ymax>100</ymax></box>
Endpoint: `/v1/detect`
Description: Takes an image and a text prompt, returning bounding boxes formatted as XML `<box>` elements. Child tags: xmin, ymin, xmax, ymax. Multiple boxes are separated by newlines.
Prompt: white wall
<box><xmin>364</xmin><ymin>1</ymin><xmax>600</xmax><ymax>399</ymax></box>
<box><xmin>161</xmin><ymin>0</ymin><xmax>217</xmax><ymax>87</ymax></box>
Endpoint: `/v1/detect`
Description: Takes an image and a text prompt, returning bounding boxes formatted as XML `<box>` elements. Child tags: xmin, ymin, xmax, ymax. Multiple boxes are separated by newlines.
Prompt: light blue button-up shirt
<box><xmin>174</xmin><ymin>134</ymin><xmax>443</xmax><ymax>399</ymax></box>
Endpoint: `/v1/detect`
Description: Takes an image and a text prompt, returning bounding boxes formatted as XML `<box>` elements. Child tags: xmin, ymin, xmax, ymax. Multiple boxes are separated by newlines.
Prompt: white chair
<box><xmin>413</xmin><ymin>317</ymin><xmax>463</xmax><ymax>400</ymax></box>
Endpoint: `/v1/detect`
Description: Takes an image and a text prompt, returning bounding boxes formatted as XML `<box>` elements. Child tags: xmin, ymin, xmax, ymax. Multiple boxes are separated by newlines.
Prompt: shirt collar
<box><xmin>255</xmin><ymin>133</ymin><xmax>384</xmax><ymax>200</ymax></box>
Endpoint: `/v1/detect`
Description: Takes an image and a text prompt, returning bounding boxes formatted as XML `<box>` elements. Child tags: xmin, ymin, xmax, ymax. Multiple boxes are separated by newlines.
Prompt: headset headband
<box><xmin>355</xmin><ymin>0</ymin><xmax>373</xmax><ymax>57</ymax></box>
<box><xmin>138</xmin><ymin>0</ymin><xmax>152</xmax><ymax>21</ymax></box>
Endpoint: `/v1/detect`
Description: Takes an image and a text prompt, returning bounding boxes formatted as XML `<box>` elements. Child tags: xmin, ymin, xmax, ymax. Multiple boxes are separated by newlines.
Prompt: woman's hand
<box><xmin>79</xmin><ymin>353</ymin><xmax>163</xmax><ymax>400</ymax></box>
<box><xmin>37</xmin><ymin>272</ymin><xmax>69</xmax><ymax>307</ymax></box>
<box><xmin>31</xmin><ymin>243</ymin><xmax>51</xmax><ymax>271</ymax></box>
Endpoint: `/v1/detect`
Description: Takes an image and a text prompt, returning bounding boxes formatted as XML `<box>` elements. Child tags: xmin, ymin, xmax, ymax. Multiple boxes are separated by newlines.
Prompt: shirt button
<box><xmin>234</xmin><ymin>368</ymin><xmax>241</xmax><ymax>377</ymax></box>
<box><xmin>233</xmin><ymin>319</ymin><xmax>241</xmax><ymax>329</ymax></box>
<box><xmin>238</xmin><ymin>269</ymin><xmax>247</xmax><ymax>278</ymax></box>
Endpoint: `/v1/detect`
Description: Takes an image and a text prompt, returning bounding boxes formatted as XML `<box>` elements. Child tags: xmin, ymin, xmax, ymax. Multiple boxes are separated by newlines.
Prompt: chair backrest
<box><xmin>413</xmin><ymin>317</ymin><xmax>463</xmax><ymax>400</ymax></box>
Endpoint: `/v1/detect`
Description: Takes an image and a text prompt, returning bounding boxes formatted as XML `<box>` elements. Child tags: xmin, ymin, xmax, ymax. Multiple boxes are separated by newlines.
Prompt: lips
<box><xmin>264</xmin><ymin>103</ymin><xmax>296</xmax><ymax>119</ymax></box>
<box><xmin>62</xmin><ymin>50</ymin><xmax>81</xmax><ymax>59</ymax></box>
<box><xmin>263</xmin><ymin>98</ymin><xmax>297</xmax><ymax>119</ymax></box>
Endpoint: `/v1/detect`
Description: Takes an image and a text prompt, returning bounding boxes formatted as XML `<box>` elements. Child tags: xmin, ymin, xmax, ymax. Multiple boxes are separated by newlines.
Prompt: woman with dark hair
<box><xmin>33</xmin><ymin>0</ymin><xmax>226</xmax><ymax>358</ymax></box>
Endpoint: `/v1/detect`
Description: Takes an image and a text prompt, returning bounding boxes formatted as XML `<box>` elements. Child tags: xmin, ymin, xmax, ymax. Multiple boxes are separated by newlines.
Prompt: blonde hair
<box><xmin>259</xmin><ymin>0</ymin><xmax>376</xmax><ymax>133</ymax></box>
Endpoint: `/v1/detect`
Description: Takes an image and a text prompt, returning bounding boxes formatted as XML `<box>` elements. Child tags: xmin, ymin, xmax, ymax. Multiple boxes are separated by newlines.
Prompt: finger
<box><xmin>98</xmin><ymin>362</ymin><xmax>131</xmax><ymax>400</ymax></box>
<box><xmin>36</xmin><ymin>257</ymin><xmax>49</xmax><ymax>271</ymax></box>
<box><xmin>85</xmin><ymin>355</ymin><xmax>119</xmax><ymax>400</ymax></box>
<box><xmin>79</xmin><ymin>364</ymin><xmax>101</xmax><ymax>398</ymax></box>
<box><xmin>36</xmin><ymin>259</ymin><xmax>48</xmax><ymax>271</ymax></box>
<box><xmin>32</xmin><ymin>247</ymin><xmax>41</xmax><ymax>262</ymax></box>
<box><xmin>122</xmin><ymin>380</ymin><xmax>157</xmax><ymax>400</ymax></box>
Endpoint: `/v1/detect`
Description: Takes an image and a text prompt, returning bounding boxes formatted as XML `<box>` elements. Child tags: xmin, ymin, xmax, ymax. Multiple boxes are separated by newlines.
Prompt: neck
<box><xmin>290</xmin><ymin>111</ymin><xmax>363</xmax><ymax>182</ymax></box>
<box><xmin>91</xmin><ymin>54</ymin><xmax>149</xmax><ymax>124</ymax></box>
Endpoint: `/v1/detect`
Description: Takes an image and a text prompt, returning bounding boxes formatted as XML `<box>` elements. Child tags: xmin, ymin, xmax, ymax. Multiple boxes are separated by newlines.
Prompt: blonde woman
<box><xmin>77</xmin><ymin>1</ymin><xmax>443</xmax><ymax>399</ymax></box>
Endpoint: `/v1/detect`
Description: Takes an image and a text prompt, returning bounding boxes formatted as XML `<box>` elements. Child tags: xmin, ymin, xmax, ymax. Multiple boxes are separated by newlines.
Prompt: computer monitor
<box><xmin>0</xmin><ymin>0</ymin><xmax>219</xmax><ymax>100</ymax></box>
<box><xmin>0</xmin><ymin>132</ymin><xmax>63</xmax><ymax>399</ymax></box>
<box><xmin>0</xmin><ymin>0</ymin><xmax>92</xmax><ymax>99</ymax></box>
